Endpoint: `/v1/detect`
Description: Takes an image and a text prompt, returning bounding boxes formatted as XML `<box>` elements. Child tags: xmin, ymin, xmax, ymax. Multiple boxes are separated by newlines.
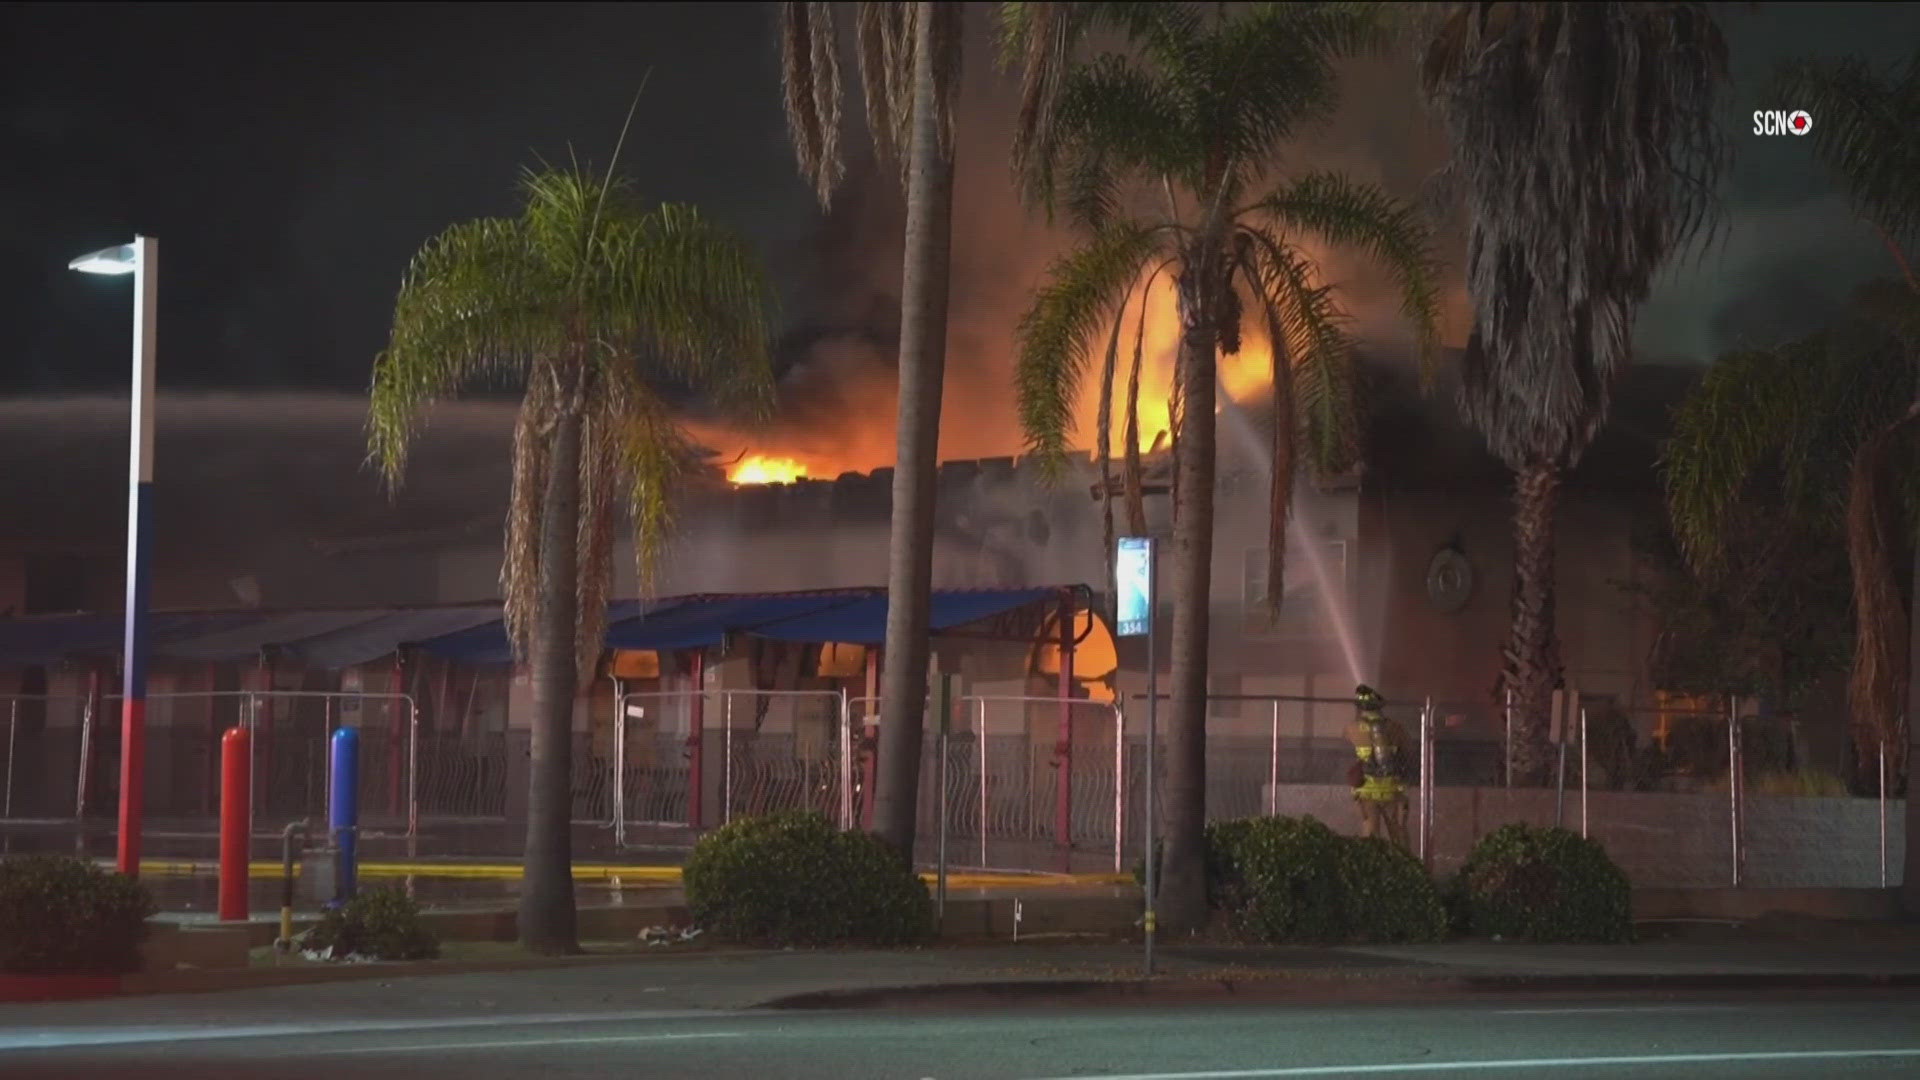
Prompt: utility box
<box><xmin>298</xmin><ymin>850</ymin><xmax>337</xmax><ymax>906</ymax></box>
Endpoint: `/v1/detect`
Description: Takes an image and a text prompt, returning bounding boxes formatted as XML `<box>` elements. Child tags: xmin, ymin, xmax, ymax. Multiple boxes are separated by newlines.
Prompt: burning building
<box><xmin>0</xmin><ymin>357</ymin><xmax>1712</xmax><ymax>872</ymax></box>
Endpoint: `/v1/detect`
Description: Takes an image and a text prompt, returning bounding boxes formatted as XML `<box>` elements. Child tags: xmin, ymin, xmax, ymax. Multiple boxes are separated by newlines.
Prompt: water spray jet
<box><xmin>1216</xmin><ymin>389</ymin><xmax>1369</xmax><ymax>686</ymax></box>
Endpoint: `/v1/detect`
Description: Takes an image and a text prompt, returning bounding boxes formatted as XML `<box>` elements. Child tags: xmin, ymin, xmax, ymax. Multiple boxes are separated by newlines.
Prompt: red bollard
<box><xmin>219</xmin><ymin>726</ymin><xmax>251</xmax><ymax>922</ymax></box>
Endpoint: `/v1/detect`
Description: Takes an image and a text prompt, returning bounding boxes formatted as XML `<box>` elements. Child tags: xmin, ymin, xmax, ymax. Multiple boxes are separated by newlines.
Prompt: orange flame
<box><xmin>728</xmin><ymin>454</ymin><xmax>808</xmax><ymax>485</ymax></box>
<box><xmin>1078</xmin><ymin>275</ymin><xmax>1277</xmax><ymax>457</ymax></box>
<box><xmin>692</xmin><ymin>251</ymin><xmax>1338</xmax><ymax>481</ymax></box>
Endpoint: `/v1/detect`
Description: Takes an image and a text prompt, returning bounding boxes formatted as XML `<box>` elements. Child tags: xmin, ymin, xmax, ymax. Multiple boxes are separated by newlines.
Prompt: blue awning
<box><xmin>162</xmin><ymin>610</ymin><xmax>395</xmax><ymax>663</ymax></box>
<box><xmin>0</xmin><ymin>610</ymin><xmax>265</xmax><ymax>667</ymax></box>
<box><xmin>287</xmin><ymin>605</ymin><xmax>504</xmax><ymax>668</ymax></box>
<box><xmin>602</xmin><ymin>593</ymin><xmax>865</xmax><ymax>652</ymax></box>
<box><xmin>413</xmin><ymin>599</ymin><xmax>654</xmax><ymax>665</ymax></box>
<box><xmin>0</xmin><ymin>588</ymin><xmax>1083</xmax><ymax>668</ymax></box>
<box><xmin>750</xmin><ymin>588</ymin><xmax>1063</xmax><ymax>645</ymax></box>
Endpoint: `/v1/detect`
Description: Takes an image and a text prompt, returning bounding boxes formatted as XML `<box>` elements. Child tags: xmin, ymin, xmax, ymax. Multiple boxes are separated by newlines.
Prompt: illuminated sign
<box><xmin>1116</xmin><ymin>536</ymin><xmax>1154</xmax><ymax>638</ymax></box>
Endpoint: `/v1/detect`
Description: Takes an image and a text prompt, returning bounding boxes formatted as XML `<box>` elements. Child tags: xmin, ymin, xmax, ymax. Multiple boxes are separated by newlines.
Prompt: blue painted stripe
<box><xmin>121</xmin><ymin>479</ymin><xmax>153</xmax><ymax>700</ymax></box>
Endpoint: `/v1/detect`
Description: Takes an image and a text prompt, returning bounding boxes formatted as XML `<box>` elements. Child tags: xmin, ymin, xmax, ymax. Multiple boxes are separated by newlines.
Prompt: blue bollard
<box><xmin>329</xmin><ymin>726</ymin><xmax>359</xmax><ymax>907</ymax></box>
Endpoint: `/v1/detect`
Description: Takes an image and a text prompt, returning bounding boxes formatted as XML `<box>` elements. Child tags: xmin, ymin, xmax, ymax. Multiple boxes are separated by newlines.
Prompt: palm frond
<box><xmin>1241</xmin><ymin>225</ymin><xmax>1360</xmax><ymax>477</ymax></box>
<box><xmin>574</xmin><ymin>384</ymin><xmax>622</xmax><ymax>681</ymax></box>
<box><xmin>598</xmin><ymin>202</ymin><xmax>777</xmax><ymax>417</ymax></box>
<box><xmin>1000</xmin><ymin>2</ymin><xmax>1087</xmax><ymax>189</ymax></box>
<box><xmin>1774</xmin><ymin>51</ymin><xmax>1920</xmax><ymax>254</ymax></box>
<box><xmin>1660</xmin><ymin>347</ymin><xmax>1811</xmax><ymax>574</ymax></box>
<box><xmin>1016</xmin><ymin>220</ymin><xmax>1165</xmax><ymax>470</ymax></box>
<box><xmin>922</xmin><ymin>1</ymin><xmax>964</xmax><ymax>161</ymax></box>
<box><xmin>782</xmin><ymin>2</ymin><xmax>844</xmax><ymax>205</ymax></box>
<box><xmin>1026</xmin><ymin>53</ymin><xmax>1191</xmax><ymax>222</ymax></box>
<box><xmin>1187</xmin><ymin>3</ymin><xmax>1387</xmax><ymax>174</ymax></box>
<box><xmin>501</xmin><ymin>364</ymin><xmax>558</xmax><ymax>663</ymax></box>
<box><xmin>378</xmin><ymin>165</ymin><xmax>776</xmax><ymax>677</ymax></box>
<box><xmin>1247</xmin><ymin>171</ymin><xmax>1444</xmax><ymax>371</ymax></box>
<box><xmin>856</xmin><ymin>1</ymin><xmax>915</xmax><ymax>181</ymax></box>
<box><xmin>1122</xmin><ymin>262</ymin><xmax>1172</xmax><ymax>535</ymax></box>
<box><xmin>1423</xmin><ymin>2</ymin><xmax>1730</xmax><ymax>469</ymax></box>
<box><xmin>369</xmin><ymin>216</ymin><xmax>555</xmax><ymax>489</ymax></box>
<box><xmin>1237</xmin><ymin>249</ymin><xmax>1296</xmax><ymax>623</ymax></box>
<box><xmin>1096</xmin><ymin>298</ymin><xmax>1124</xmax><ymax>624</ymax></box>
<box><xmin>1663</xmin><ymin>301</ymin><xmax>1920</xmax><ymax>575</ymax></box>
<box><xmin>601</xmin><ymin>362</ymin><xmax>693</xmax><ymax>601</ymax></box>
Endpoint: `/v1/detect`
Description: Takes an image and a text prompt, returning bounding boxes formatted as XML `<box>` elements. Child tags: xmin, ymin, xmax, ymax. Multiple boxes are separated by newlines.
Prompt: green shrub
<box><xmin>1136</xmin><ymin>817</ymin><xmax>1446</xmax><ymax>944</ymax></box>
<box><xmin>1455</xmin><ymin>824</ymin><xmax>1631</xmax><ymax>942</ymax></box>
<box><xmin>1225</xmin><ymin>816</ymin><xmax>1352</xmax><ymax>943</ymax></box>
<box><xmin>1132</xmin><ymin>819</ymin><xmax>1263</xmax><ymax>907</ymax></box>
<box><xmin>303</xmin><ymin>886</ymin><xmax>440</xmax><ymax>960</ymax></box>
<box><xmin>0</xmin><ymin>855</ymin><xmax>155</xmax><ymax>976</ymax></box>
<box><xmin>683</xmin><ymin>811</ymin><xmax>933</xmax><ymax>947</ymax></box>
<box><xmin>1336</xmin><ymin>837</ymin><xmax>1449</xmax><ymax>944</ymax></box>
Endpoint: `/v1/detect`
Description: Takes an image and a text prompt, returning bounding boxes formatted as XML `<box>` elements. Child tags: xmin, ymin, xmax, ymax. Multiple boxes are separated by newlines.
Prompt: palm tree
<box><xmin>1663</xmin><ymin>296</ymin><xmax>1919</xmax><ymax>772</ymax></box>
<box><xmin>1003</xmin><ymin>2</ymin><xmax>1442</xmax><ymax>931</ymax></box>
<box><xmin>780</xmin><ymin>1</ymin><xmax>962</xmax><ymax>862</ymax></box>
<box><xmin>1419</xmin><ymin>3</ymin><xmax>1730</xmax><ymax>782</ymax></box>
<box><xmin>369</xmin><ymin>164</ymin><xmax>775</xmax><ymax>954</ymax></box>
<box><xmin>1770</xmin><ymin>47</ymin><xmax>1920</xmax><ymax>911</ymax></box>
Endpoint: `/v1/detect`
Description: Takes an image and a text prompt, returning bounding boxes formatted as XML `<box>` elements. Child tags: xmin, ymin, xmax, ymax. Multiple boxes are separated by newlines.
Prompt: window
<box><xmin>1243</xmin><ymin>541</ymin><xmax>1348</xmax><ymax>637</ymax></box>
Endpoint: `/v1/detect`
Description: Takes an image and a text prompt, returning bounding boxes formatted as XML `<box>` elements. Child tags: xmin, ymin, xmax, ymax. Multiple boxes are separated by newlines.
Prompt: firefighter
<box><xmin>1347</xmin><ymin>684</ymin><xmax>1411</xmax><ymax>851</ymax></box>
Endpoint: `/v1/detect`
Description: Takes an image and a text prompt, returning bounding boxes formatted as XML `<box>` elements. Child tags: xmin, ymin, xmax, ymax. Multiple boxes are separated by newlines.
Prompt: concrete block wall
<box><xmin>1241</xmin><ymin>783</ymin><xmax>1906</xmax><ymax>889</ymax></box>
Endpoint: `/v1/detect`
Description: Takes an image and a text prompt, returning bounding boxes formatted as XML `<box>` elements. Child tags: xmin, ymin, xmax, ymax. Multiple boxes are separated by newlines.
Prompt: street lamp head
<box><xmin>69</xmin><ymin>243</ymin><xmax>138</xmax><ymax>275</ymax></box>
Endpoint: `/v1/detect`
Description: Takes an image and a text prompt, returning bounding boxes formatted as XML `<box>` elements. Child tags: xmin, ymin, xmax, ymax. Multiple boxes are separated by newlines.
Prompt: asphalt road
<box><xmin>4</xmin><ymin>990</ymin><xmax>1920</xmax><ymax>1079</ymax></box>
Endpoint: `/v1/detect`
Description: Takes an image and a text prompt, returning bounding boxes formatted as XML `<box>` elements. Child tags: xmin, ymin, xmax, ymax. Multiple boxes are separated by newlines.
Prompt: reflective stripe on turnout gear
<box><xmin>1356</xmin><ymin>776</ymin><xmax>1403</xmax><ymax>801</ymax></box>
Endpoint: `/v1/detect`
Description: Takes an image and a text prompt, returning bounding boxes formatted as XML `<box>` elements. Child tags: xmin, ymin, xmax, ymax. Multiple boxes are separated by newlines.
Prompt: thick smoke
<box><xmin>693</xmin><ymin>21</ymin><xmax>1475</xmax><ymax>478</ymax></box>
<box><xmin>0</xmin><ymin>395</ymin><xmax>513</xmax><ymax>604</ymax></box>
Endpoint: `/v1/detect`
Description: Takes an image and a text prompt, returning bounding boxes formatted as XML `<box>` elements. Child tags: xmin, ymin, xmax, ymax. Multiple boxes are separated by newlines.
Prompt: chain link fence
<box><xmin>6</xmin><ymin>678</ymin><xmax>1899</xmax><ymax>885</ymax></box>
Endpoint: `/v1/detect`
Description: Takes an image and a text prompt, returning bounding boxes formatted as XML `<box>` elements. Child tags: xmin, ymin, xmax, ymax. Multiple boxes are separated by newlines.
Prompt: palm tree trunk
<box><xmin>1844</xmin><ymin>401</ymin><xmax>1920</xmax><ymax>914</ymax></box>
<box><xmin>519</xmin><ymin>404</ymin><xmax>583</xmax><ymax>955</ymax></box>
<box><xmin>1906</xmin><ymin>524</ymin><xmax>1920</xmax><ymax>917</ymax></box>
<box><xmin>872</xmin><ymin>1</ymin><xmax>956</xmax><ymax>862</ymax></box>
<box><xmin>1505</xmin><ymin>460</ymin><xmax>1564</xmax><ymax>785</ymax></box>
<box><xmin>1159</xmin><ymin>297</ymin><xmax>1218</xmax><ymax>934</ymax></box>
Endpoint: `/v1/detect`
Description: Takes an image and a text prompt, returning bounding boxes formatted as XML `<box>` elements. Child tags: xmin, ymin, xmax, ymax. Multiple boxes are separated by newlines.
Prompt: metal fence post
<box><xmin>723</xmin><ymin>691</ymin><xmax>734</xmax><ymax>825</ymax></box>
<box><xmin>245</xmin><ymin>693</ymin><xmax>259</xmax><ymax>818</ymax></box>
<box><xmin>1879</xmin><ymin>739</ymin><xmax>1888</xmax><ymax>888</ymax></box>
<box><xmin>4</xmin><ymin>700</ymin><xmax>15</xmax><ymax>819</ymax></box>
<box><xmin>1112</xmin><ymin>704</ymin><xmax>1124</xmax><ymax>873</ymax></box>
<box><xmin>406</xmin><ymin>699</ymin><xmax>420</xmax><ymax>847</ymax></box>
<box><xmin>1427</xmin><ymin>697</ymin><xmax>1437</xmax><ymax>863</ymax></box>
<box><xmin>1554</xmin><ymin>692</ymin><xmax>1568</xmax><ymax>829</ymax></box>
<box><xmin>838</xmin><ymin>695</ymin><xmax>853</xmax><ymax>830</ymax></box>
<box><xmin>1728</xmin><ymin>697</ymin><xmax>1742</xmax><ymax>888</ymax></box>
<box><xmin>322</xmin><ymin>696</ymin><xmax>334</xmax><ymax>827</ymax></box>
<box><xmin>935</xmin><ymin>676</ymin><xmax>951</xmax><ymax>924</ymax></box>
<box><xmin>1580</xmin><ymin>705</ymin><xmax>1589</xmax><ymax>839</ymax></box>
<box><xmin>1267</xmin><ymin>700</ymin><xmax>1280</xmax><ymax>817</ymax></box>
<box><xmin>1503</xmin><ymin>688</ymin><xmax>1514</xmax><ymax>789</ymax></box>
<box><xmin>834</xmin><ymin>688</ymin><xmax>847</xmax><ymax>826</ymax></box>
<box><xmin>1418</xmin><ymin>697</ymin><xmax>1432</xmax><ymax>868</ymax></box>
<box><xmin>976</xmin><ymin>697</ymin><xmax>988</xmax><ymax>867</ymax></box>
<box><xmin>612</xmin><ymin>684</ymin><xmax>627</xmax><ymax>849</ymax></box>
<box><xmin>76</xmin><ymin>691</ymin><xmax>95</xmax><ymax>824</ymax></box>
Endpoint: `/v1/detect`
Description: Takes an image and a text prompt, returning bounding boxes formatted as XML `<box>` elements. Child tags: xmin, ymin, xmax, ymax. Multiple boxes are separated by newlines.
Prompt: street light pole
<box><xmin>69</xmin><ymin>235</ymin><xmax>157</xmax><ymax>879</ymax></box>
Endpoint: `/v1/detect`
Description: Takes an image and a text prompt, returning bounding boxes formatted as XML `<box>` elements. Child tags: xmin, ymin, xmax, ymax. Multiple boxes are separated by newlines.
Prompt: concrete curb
<box><xmin>121</xmin><ymin>946</ymin><xmax>782</xmax><ymax>998</ymax></box>
<box><xmin>755</xmin><ymin>971</ymin><xmax>1920</xmax><ymax>1011</ymax></box>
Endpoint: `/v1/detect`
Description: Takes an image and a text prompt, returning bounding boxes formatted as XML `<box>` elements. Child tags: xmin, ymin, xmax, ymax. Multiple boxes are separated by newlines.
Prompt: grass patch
<box><xmin>248</xmin><ymin>937</ymin><xmax>712</xmax><ymax>968</ymax></box>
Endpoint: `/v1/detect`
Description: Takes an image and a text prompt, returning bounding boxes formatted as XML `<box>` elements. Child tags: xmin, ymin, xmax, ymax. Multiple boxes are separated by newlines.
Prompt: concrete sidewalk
<box><xmin>80</xmin><ymin>919</ymin><xmax>1920</xmax><ymax>1019</ymax></box>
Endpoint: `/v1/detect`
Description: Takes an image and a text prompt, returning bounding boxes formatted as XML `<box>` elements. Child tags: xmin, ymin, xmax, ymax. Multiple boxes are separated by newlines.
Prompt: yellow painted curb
<box><xmin>137</xmin><ymin>860</ymin><xmax>1133</xmax><ymax>889</ymax></box>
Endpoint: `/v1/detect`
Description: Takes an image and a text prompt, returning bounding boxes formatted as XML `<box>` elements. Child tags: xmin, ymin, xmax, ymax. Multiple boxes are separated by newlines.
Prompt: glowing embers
<box><xmin>728</xmin><ymin>455</ymin><xmax>808</xmax><ymax>485</ymax></box>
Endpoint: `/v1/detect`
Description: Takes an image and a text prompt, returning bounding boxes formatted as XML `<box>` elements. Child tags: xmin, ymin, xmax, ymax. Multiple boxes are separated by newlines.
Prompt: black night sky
<box><xmin>3</xmin><ymin>2</ymin><xmax>1919</xmax><ymax>401</ymax></box>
